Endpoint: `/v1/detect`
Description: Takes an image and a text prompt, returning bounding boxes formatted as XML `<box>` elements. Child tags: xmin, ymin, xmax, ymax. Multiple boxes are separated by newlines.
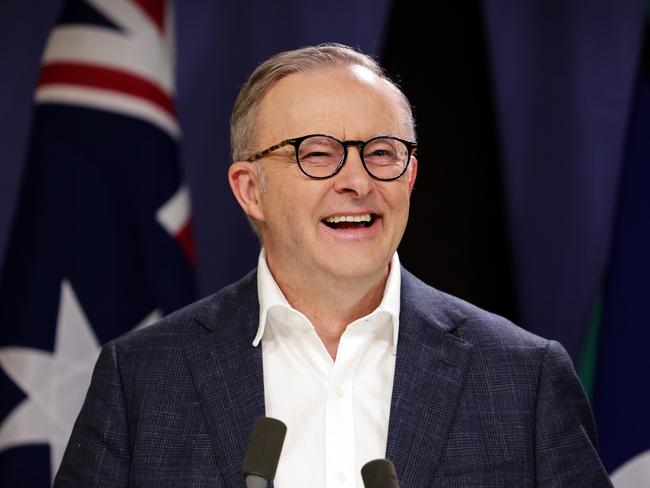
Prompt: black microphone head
<box><xmin>361</xmin><ymin>459</ymin><xmax>400</xmax><ymax>488</ymax></box>
<box><xmin>241</xmin><ymin>417</ymin><xmax>287</xmax><ymax>481</ymax></box>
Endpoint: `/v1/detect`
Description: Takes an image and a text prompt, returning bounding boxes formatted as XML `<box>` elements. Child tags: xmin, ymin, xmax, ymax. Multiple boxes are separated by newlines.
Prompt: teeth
<box><xmin>324</xmin><ymin>213</ymin><xmax>372</xmax><ymax>224</ymax></box>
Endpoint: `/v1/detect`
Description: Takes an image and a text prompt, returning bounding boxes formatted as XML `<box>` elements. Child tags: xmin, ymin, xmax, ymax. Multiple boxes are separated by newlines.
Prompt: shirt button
<box><xmin>336</xmin><ymin>472</ymin><xmax>346</xmax><ymax>484</ymax></box>
<box><xmin>335</xmin><ymin>386</ymin><xmax>344</xmax><ymax>398</ymax></box>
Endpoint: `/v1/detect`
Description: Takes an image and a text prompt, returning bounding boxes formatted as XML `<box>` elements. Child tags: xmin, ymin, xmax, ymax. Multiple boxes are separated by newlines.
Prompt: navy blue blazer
<box><xmin>55</xmin><ymin>269</ymin><xmax>612</xmax><ymax>487</ymax></box>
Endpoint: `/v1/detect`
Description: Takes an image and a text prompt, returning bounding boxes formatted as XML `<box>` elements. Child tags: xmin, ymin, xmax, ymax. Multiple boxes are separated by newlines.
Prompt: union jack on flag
<box><xmin>0</xmin><ymin>0</ymin><xmax>195</xmax><ymax>484</ymax></box>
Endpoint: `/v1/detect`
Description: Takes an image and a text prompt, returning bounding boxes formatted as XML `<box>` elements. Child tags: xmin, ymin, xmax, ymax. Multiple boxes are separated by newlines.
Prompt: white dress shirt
<box><xmin>253</xmin><ymin>250</ymin><xmax>401</xmax><ymax>488</ymax></box>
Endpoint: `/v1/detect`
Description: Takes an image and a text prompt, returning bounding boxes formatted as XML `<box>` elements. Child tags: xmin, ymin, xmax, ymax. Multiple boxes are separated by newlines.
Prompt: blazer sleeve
<box><xmin>534</xmin><ymin>340</ymin><xmax>612</xmax><ymax>487</ymax></box>
<box><xmin>54</xmin><ymin>342</ymin><xmax>130</xmax><ymax>487</ymax></box>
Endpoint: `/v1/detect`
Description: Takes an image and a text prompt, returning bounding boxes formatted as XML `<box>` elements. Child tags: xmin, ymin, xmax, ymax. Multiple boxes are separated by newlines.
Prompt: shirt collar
<box><xmin>253</xmin><ymin>249</ymin><xmax>401</xmax><ymax>354</ymax></box>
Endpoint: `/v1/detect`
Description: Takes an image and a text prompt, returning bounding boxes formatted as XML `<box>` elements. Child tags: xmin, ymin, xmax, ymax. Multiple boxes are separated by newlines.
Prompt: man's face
<box><xmin>236</xmin><ymin>65</ymin><xmax>417</xmax><ymax>285</ymax></box>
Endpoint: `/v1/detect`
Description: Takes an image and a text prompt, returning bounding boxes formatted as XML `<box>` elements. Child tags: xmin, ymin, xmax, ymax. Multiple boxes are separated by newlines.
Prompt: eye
<box><xmin>368</xmin><ymin>148</ymin><xmax>396</xmax><ymax>158</ymax></box>
<box><xmin>299</xmin><ymin>136</ymin><xmax>343</xmax><ymax>165</ymax></box>
<box><xmin>303</xmin><ymin>150</ymin><xmax>336</xmax><ymax>158</ymax></box>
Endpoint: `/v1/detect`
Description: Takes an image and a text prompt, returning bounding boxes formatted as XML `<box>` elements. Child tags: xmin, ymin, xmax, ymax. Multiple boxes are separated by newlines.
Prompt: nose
<box><xmin>332</xmin><ymin>147</ymin><xmax>375</xmax><ymax>198</ymax></box>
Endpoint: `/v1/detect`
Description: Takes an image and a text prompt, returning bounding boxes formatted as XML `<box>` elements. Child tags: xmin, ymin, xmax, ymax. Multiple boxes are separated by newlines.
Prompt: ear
<box><xmin>228</xmin><ymin>161</ymin><xmax>266</xmax><ymax>222</ymax></box>
<box><xmin>407</xmin><ymin>156</ymin><xmax>418</xmax><ymax>195</ymax></box>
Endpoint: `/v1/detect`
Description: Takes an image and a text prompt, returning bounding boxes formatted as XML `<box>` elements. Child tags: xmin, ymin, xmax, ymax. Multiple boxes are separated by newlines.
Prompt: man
<box><xmin>55</xmin><ymin>44</ymin><xmax>612</xmax><ymax>487</ymax></box>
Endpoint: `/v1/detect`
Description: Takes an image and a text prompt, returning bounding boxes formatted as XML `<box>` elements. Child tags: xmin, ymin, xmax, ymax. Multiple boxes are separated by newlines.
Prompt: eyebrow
<box><xmin>366</xmin><ymin>132</ymin><xmax>399</xmax><ymax>139</ymax></box>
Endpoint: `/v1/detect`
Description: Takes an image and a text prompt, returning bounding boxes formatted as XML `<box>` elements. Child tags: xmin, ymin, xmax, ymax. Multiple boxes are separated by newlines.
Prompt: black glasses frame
<box><xmin>246</xmin><ymin>134</ymin><xmax>417</xmax><ymax>181</ymax></box>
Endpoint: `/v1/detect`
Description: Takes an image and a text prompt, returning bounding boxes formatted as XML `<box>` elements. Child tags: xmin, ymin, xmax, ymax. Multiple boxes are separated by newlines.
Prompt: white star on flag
<box><xmin>0</xmin><ymin>279</ymin><xmax>161</xmax><ymax>483</ymax></box>
<box><xmin>611</xmin><ymin>450</ymin><xmax>650</xmax><ymax>487</ymax></box>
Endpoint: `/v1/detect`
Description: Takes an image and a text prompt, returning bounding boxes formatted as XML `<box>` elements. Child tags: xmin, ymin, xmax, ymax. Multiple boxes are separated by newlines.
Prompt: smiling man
<box><xmin>55</xmin><ymin>44</ymin><xmax>612</xmax><ymax>487</ymax></box>
<box><xmin>228</xmin><ymin>58</ymin><xmax>416</xmax><ymax>362</ymax></box>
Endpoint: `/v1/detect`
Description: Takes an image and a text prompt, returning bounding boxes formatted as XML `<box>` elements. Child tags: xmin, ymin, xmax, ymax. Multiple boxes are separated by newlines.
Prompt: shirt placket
<box><xmin>325</xmin><ymin>330</ymin><xmax>365</xmax><ymax>487</ymax></box>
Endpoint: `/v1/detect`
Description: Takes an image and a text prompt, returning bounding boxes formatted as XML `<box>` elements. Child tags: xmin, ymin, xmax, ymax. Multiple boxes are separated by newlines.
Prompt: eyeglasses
<box><xmin>246</xmin><ymin>134</ymin><xmax>417</xmax><ymax>181</ymax></box>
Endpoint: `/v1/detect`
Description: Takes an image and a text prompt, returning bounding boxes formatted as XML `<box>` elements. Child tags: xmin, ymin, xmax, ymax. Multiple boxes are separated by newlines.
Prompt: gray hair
<box><xmin>230</xmin><ymin>42</ymin><xmax>415</xmax><ymax>162</ymax></box>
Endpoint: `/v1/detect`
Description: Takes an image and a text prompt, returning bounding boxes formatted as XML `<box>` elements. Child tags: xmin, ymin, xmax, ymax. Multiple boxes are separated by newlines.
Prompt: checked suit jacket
<box><xmin>55</xmin><ymin>268</ymin><xmax>612</xmax><ymax>487</ymax></box>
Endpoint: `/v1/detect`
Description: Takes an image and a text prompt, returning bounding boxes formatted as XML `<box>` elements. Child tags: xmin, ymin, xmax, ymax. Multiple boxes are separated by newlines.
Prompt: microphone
<box><xmin>242</xmin><ymin>417</ymin><xmax>287</xmax><ymax>488</ymax></box>
<box><xmin>361</xmin><ymin>459</ymin><xmax>400</xmax><ymax>488</ymax></box>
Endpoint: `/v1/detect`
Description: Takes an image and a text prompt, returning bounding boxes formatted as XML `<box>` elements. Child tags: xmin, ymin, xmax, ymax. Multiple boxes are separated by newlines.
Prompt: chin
<box><xmin>319</xmin><ymin>254</ymin><xmax>390</xmax><ymax>281</ymax></box>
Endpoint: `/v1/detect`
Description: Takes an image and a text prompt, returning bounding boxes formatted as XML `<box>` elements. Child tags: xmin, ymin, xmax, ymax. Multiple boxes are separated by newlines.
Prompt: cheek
<box><xmin>264</xmin><ymin>192</ymin><xmax>314</xmax><ymax>235</ymax></box>
<box><xmin>383</xmin><ymin>184</ymin><xmax>412</xmax><ymax>212</ymax></box>
<box><xmin>261</xmin><ymin>178</ymin><xmax>333</xmax><ymax>232</ymax></box>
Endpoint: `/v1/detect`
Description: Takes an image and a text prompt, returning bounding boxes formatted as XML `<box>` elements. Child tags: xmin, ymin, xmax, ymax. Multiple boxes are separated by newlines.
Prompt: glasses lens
<box><xmin>297</xmin><ymin>136</ymin><xmax>344</xmax><ymax>177</ymax></box>
<box><xmin>363</xmin><ymin>137</ymin><xmax>409</xmax><ymax>179</ymax></box>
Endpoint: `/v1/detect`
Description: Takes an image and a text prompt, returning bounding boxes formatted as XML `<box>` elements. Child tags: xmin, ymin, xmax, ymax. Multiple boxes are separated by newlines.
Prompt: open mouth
<box><xmin>321</xmin><ymin>213</ymin><xmax>379</xmax><ymax>230</ymax></box>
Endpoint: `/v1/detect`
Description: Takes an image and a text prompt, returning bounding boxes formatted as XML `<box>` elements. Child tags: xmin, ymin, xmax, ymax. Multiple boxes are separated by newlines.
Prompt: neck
<box><xmin>266</xmin><ymin>257</ymin><xmax>390</xmax><ymax>360</ymax></box>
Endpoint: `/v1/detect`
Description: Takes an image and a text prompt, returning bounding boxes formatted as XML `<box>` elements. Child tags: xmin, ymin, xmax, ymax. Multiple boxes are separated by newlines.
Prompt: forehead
<box><xmin>255</xmin><ymin>65</ymin><xmax>409</xmax><ymax>145</ymax></box>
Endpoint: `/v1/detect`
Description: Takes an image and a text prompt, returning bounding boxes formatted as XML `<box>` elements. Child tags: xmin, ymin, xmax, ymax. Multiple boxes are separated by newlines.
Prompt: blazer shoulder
<box><xmin>113</xmin><ymin>269</ymin><xmax>258</xmax><ymax>349</ymax></box>
<box><xmin>401</xmin><ymin>267</ymin><xmax>548</xmax><ymax>351</ymax></box>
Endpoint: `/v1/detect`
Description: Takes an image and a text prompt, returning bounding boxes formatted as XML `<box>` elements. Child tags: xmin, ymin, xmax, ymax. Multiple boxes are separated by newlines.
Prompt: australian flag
<box><xmin>0</xmin><ymin>0</ymin><xmax>195</xmax><ymax>484</ymax></box>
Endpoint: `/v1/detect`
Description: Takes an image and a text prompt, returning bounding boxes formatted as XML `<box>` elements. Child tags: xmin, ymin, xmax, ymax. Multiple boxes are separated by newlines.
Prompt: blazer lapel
<box><xmin>386</xmin><ymin>270</ymin><xmax>474</xmax><ymax>486</ymax></box>
<box><xmin>184</xmin><ymin>272</ymin><xmax>265</xmax><ymax>488</ymax></box>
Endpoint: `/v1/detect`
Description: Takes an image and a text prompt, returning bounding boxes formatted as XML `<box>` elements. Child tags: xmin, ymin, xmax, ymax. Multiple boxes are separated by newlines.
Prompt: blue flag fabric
<box><xmin>0</xmin><ymin>0</ymin><xmax>195</xmax><ymax>484</ymax></box>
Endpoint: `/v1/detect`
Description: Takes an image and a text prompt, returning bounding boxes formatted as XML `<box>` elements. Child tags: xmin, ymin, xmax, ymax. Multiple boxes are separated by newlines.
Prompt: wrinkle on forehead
<box><xmin>256</xmin><ymin>66</ymin><xmax>412</xmax><ymax>146</ymax></box>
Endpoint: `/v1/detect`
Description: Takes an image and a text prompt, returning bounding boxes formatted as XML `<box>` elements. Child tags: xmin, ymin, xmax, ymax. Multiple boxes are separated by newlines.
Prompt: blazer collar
<box><xmin>386</xmin><ymin>268</ymin><xmax>474</xmax><ymax>485</ymax></box>
<box><xmin>183</xmin><ymin>267</ymin><xmax>474</xmax><ymax>487</ymax></box>
<box><xmin>184</xmin><ymin>270</ymin><xmax>265</xmax><ymax>488</ymax></box>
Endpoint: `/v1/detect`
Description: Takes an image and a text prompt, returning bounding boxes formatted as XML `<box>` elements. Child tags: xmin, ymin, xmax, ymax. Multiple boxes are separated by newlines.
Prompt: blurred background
<box><xmin>0</xmin><ymin>0</ymin><xmax>648</xmax><ymax>485</ymax></box>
